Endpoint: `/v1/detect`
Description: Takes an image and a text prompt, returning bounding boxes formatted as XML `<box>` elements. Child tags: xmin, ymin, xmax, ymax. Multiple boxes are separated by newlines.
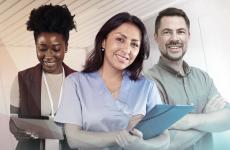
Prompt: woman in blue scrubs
<box><xmin>55</xmin><ymin>12</ymin><xmax>170</xmax><ymax>150</ymax></box>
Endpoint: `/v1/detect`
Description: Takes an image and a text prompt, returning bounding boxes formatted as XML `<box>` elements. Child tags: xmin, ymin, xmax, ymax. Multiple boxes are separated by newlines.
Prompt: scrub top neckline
<box><xmin>96</xmin><ymin>70</ymin><xmax>131</xmax><ymax>102</ymax></box>
<box><xmin>95</xmin><ymin>70</ymin><xmax>133</xmax><ymax>116</ymax></box>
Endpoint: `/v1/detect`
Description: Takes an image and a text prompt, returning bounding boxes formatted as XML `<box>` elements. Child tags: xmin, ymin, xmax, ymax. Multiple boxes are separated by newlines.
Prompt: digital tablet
<box><xmin>135</xmin><ymin>104</ymin><xmax>193</xmax><ymax>140</ymax></box>
<box><xmin>11</xmin><ymin>114</ymin><xmax>64</xmax><ymax>140</ymax></box>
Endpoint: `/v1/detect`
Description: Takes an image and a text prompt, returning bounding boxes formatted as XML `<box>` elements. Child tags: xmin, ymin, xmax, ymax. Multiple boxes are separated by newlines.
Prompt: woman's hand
<box><xmin>120</xmin><ymin>130</ymin><xmax>170</xmax><ymax>150</ymax></box>
<box><xmin>9</xmin><ymin>118</ymin><xmax>39</xmax><ymax>141</ymax></box>
<box><xmin>115</xmin><ymin>129</ymin><xmax>143</xmax><ymax>149</ymax></box>
<box><xmin>127</xmin><ymin>114</ymin><xmax>144</xmax><ymax>130</ymax></box>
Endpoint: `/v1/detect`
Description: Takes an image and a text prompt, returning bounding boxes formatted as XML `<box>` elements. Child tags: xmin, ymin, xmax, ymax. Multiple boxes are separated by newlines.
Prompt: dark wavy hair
<box><xmin>83</xmin><ymin>12</ymin><xmax>150</xmax><ymax>80</ymax></box>
<box><xmin>26</xmin><ymin>4</ymin><xmax>76</xmax><ymax>42</ymax></box>
<box><xmin>155</xmin><ymin>7</ymin><xmax>190</xmax><ymax>34</ymax></box>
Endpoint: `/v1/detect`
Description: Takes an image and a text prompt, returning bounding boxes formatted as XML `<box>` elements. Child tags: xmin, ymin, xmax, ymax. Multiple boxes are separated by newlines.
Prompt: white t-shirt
<box><xmin>10</xmin><ymin>72</ymin><xmax>63</xmax><ymax>116</ymax></box>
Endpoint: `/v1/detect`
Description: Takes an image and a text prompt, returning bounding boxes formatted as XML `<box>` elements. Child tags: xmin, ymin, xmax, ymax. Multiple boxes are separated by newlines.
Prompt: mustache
<box><xmin>166</xmin><ymin>40</ymin><xmax>183</xmax><ymax>47</ymax></box>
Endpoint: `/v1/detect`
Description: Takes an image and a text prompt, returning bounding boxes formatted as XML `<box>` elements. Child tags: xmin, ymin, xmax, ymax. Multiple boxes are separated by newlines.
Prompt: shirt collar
<box><xmin>157</xmin><ymin>57</ymin><xmax>191</xmax><ymax>77</ymax></box>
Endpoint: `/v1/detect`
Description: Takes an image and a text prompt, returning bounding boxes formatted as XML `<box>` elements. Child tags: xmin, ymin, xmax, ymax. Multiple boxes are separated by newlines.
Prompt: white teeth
<box><xmin>44</xmin><ymin>62</ymin><xmax>56</xmax><ymax>67</ymax></box>
<box><xmin>167</xmin><ymin>45</ymin><xmax>182</xmax><ymax>49</ymax></box>
<box><xmin>169</xmin><ymin>46</ymin><xmax>179</xmax><ymax>48</ymax></box>
<box><xmin>116</xmin><ymin>54</ymin><xmax>129</xmax><ymax>62</ymax></box>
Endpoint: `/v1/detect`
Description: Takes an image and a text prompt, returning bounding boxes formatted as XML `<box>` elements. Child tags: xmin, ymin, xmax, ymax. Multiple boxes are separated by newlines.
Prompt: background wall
<box><xmin>0</xmin><ymin>41</ymin><xmax>18</xmax><ymax>149</ymax></box>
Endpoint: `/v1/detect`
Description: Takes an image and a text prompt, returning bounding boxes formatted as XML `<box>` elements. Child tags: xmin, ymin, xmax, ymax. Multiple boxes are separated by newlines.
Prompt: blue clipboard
<box><xmin>135</xmin><ymin>104</ymin><xmax>193</xmax><ymax>140</ymax></box>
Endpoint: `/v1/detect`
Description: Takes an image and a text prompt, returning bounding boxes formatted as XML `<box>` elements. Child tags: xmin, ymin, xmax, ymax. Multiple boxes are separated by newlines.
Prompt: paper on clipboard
<box><xmin>10</xmin><ymin>114</ymin><xmax>64</xmax><ymax>140</ymax></box>
<box><xmin>135</xmin><ymin>104</ymin><xmax>193</xmax><ymax>140</ymax></box>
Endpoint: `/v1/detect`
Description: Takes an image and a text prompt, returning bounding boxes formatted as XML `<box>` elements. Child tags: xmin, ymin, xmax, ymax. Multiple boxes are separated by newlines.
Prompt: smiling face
<box><xmin>36</xmin><ymin>32</ymin><xmax>67</xmax><ymax>74</ymax></box>
<box><xmin>155</xmin><ymin>16</ymin><xmax>190</xmax><ymax>61</ymax></box>
<box><xmin>102</xmin><ymin>22</ymin><xmax>141</xmax><ymax>71</ymax></box>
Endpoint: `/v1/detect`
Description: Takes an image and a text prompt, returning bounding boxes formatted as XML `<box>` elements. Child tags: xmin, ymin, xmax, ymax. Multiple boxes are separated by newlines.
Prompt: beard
<box><xmin>161</xmin><ymin>40</ymin><xmax>186</xmax><ymax>61</ymax></box>
<box><xmin>161</xmin><ymin>50</ymin><xmax>185</xmax><ymax>61</ymax></box>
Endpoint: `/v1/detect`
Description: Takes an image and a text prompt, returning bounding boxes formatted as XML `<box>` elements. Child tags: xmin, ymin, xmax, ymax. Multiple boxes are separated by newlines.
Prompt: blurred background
<box><xmin>0</xmin><ymin>0</ymin><xmax>229</xmax><ymax>149</ymax></box>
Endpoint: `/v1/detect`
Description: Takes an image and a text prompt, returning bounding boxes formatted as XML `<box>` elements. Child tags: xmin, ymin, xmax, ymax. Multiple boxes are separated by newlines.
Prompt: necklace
<box><xmin>111</xmin><ymin>88</ymin><xmax>120</xmax><ymax>98</ymax></box>
<box><xmin>42</xmin><ymin>68</ymin><xmax>64</xmax><ymax>118</ymax></box>
<box><xmin>99</xmin><ymin>69</ymin><xmax>122</xmax><ymax>98</ymax></box>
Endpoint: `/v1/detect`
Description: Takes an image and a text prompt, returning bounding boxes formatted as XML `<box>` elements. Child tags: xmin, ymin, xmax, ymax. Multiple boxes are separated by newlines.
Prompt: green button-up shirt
<box><xmin>145</xmin><ymin>57</ymin><xmax>220</xmax><ymax>113</ymax></box>
<box><xmin>145</xmin><ymin>57</ymin><xmax>221</xmax><ymax>150</ymax></box>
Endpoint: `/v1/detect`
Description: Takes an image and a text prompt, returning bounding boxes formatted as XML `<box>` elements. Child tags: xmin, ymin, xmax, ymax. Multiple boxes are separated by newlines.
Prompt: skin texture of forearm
<box><xmin>65</xmin><ymin>123</ymin><xmax>170</xmax><ymax>150</ymax></box>
<box><xmin>168</xmin><ymin>129</ymin><xmax>206</xmax><ymax>150</ymax></box>
<box><xmin>192</xmin><ymin>108</ymin><xmax>230</xmax><ymax>132</ymax></box>
<box><xmin>140</xmin><ymin>130</ymin><xmax>170</xmax><ymax>150</ymax></box>
<box><xmin>172</xmin><ymin>108</ymin><xmax>230</xmax><ymax>132</ymax></box>
<box><xmin>65</xmin><ymin>123</ymin><xmax>118</xmax><ymax>149</ymax></box>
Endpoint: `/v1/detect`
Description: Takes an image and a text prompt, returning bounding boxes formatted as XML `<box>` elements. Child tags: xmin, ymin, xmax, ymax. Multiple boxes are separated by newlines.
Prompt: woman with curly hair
<box><xmin>9</xmin><ymin>4</ymin><xmax>76</xmax><ymax>150</ymax></box>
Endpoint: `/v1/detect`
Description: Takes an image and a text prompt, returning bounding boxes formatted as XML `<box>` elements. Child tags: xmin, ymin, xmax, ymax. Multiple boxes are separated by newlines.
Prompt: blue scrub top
<box><xmin>55</xmin><ymin>71</ymin><xmax>162</xmax><ymax>149</ymax></box>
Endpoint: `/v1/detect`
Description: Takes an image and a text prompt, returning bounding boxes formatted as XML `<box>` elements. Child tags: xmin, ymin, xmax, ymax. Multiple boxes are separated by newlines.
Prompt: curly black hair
<box><xmin>27</xmin><ymin>4</ymin><xmax>76</xmax><ymax>42</ymax></box>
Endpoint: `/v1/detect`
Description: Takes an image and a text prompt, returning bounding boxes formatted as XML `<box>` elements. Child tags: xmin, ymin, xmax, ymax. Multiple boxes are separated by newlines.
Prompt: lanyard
<box><xmin>42</xmin><ymin>68</ymin><xmax>64</xmax><ymax>118</ymax></box>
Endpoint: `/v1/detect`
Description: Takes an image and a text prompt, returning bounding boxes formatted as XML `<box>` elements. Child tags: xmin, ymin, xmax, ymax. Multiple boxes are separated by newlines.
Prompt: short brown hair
<box><xmin>155</xmin><ymin>7</ymin><xmax>190</xmax><ymax>34</ymax></box>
